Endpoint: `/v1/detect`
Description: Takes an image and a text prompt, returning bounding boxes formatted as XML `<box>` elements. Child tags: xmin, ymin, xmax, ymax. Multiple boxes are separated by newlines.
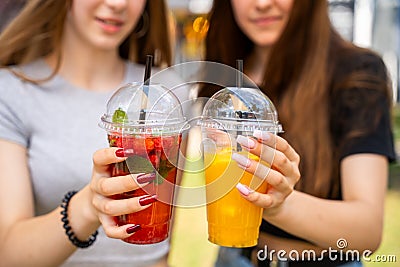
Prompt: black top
<box><xmin>260</xmin><ymin>51</ymin><xmax>397</xmax><ymax>241</ymax></box>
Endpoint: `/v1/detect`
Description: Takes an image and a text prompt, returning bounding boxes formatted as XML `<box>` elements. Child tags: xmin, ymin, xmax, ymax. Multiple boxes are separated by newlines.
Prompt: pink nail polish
<box><xmin>253</xmin><ymin>130</ymin><xmax>270</xmax><ymax>141</ymax></box>
<box><xmin>236</xmin><ymin>183</ymin><xmax>253</xmax><ymax>196</ymax></box>
<box><xmin>232</xmin><ymin>153</ymin><xmax>251</xmax><ymax>168</ymax></box>
<box><xmin>236</xmin><ymin>135</ymin><xmax>256</xmax><ymax>149</ymax></box>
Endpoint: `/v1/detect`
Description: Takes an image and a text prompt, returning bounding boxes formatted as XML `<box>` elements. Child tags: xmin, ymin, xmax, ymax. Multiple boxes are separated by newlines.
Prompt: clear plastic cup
<box><xmin>199</xmin><ymin>87</ymin><xmax>282</xmax><ymax>247</ymax></box>
<box><xmin>99</xmin><ymin>82</ymin><xmax>189</xmax><ymax>244</ymax></box>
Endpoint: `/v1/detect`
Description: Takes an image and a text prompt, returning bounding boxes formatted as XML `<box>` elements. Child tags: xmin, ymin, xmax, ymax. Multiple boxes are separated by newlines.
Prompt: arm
<box><xmin>234</xmin><ymin>132</ymin><xmax>388</xmax><ymax>252</ymax></box>
<box><xmin>0</xmin><ymin>140</ymin><xmax>79</xmax><ymax>267</ymax></box>
<box><xmin>0</xmin><ymin>140</ymin><xmax>152</xmax><ymax>267</ymax></box>
<box><xmin>265</xmin><ymin>154</ymin><xmax>387</xmax><ymax>251</ymax></box>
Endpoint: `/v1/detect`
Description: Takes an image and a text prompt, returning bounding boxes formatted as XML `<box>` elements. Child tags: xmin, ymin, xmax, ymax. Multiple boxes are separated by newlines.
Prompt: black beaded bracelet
<box><xmin>60</xmin><ymin>190</ymin><xmax>98</xmax><ymax>248</ymax></box>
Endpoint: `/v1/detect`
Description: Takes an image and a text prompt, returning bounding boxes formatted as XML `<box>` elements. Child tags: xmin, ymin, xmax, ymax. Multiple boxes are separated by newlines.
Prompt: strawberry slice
<box><xmin>153</xmin><ymin>137</ymin><xmax>162</xmax><ymax>150</ymax></box>
<box><xmin>145</xmin><ymin>138</ymin><xmax>155</xmax><ymax>150</ymax></box>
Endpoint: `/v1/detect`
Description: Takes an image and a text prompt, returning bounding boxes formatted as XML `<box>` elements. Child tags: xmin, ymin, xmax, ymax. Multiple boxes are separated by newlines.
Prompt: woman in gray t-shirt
<box><xmin>0</xmin><ymin>1</ymin><xmax>186</xmax><ymax>266</ymax></box>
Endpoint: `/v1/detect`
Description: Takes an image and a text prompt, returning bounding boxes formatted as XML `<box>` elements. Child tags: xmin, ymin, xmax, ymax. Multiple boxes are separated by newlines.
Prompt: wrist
<box><xmin>65</xmin><ymin>187</ymin><xmax>100</xmax><ymax>239</ymax></box>
<box><xmin>61</xmin><ymin>191</ymin><xmax>99</xmax><ymax>248</ymax></box>
<box><xmin>263</xmin><ymin>190</ymin><xmax>295</xmax><ymax>221</ymax></box>
<box><xmin>72</xmin><ymin>186</ymin><xmax>100</xmax><ymax>227</ymax></box>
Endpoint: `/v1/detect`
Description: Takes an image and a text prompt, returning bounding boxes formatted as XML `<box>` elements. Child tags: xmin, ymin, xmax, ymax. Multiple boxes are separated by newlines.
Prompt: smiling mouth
<box><xmin>97</xmin><ymin>18</ymin><xmax>123</xmax><ymax>26</ymax></box>
<box><xmin>254</xmin><ymin>16</ymin><xmax>280</xmax><ymax>23</ymax></box>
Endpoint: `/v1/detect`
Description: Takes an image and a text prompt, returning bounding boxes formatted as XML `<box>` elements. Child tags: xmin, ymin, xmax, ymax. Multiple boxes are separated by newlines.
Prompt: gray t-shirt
<box><xmin>0</xmin><ymin>59</ymin><xmax>191</xmax><ymax>266</ymax></box>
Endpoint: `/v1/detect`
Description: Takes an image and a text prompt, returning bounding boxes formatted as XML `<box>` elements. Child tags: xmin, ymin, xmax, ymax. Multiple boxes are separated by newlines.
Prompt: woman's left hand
<box><xmin>232</xmin><ymin>130</ymin><xmax>300</xmax><ymax>214</ymax></box>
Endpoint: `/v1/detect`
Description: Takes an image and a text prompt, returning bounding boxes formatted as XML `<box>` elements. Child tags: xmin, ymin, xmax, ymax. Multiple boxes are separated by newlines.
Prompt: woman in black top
<box><xmin>199</xmin><ymin>1</ymin><xmax>396</xmax><ymax>266</ymax></box>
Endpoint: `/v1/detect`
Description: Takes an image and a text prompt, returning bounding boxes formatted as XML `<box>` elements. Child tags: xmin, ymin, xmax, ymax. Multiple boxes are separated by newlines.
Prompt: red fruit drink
<box><xmin>108</xmin><ymin>132</ymin><xmax>182</xmax><ymax>244</ymax></box>
<box><xmin>99</xmin><ymin>82</ymin><xmax>188</xmax><ymax>245</ymax></box>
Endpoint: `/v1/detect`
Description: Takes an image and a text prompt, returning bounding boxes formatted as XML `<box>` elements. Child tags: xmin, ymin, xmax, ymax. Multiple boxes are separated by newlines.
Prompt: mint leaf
<box><xmin>125</xmin><ymin>155</ymin><xmax>155</xmax><ymax>174</ymax></box>
<box><xmin>112</xmin><ymin>107</ymin><xmax>128</xmax><ymax>123</ymax></box>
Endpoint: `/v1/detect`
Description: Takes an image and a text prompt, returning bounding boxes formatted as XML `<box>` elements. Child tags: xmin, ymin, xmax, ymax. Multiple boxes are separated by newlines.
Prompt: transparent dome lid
<box><xmin>99</xmin><ymin>82</ymin><xmax>188</xmax><ymax>134</ymax></box>
<box><xmin>199</xmin><ymin>87</ymin><xmax>283</xmax><ymax>133</ymax></box>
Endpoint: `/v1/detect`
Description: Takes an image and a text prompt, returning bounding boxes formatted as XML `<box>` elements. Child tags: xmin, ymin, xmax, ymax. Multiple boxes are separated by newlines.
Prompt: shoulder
<box><xmin>329</xmin><ymin>44</ymin><xmax>391</xmax><ymax>107</ymax></box>
<box><xmin>352</xmin><ymin>49</ymin><xmax>386</xmax><ymax>76</ymax></box>
<box><xmin>0</xmin><ymin>59</ymin><xmax>50</xmax><ymax>93</ymax></box>
<box><xmin>329</xmin><ymin>45</ymin><xmax>392</xmax><ymax>126</ymax></box>
<box><xmin>333</xmin><ymin>45</ymin><xmax>388</xmax><ymax>80</ymax></box>
<box><xmin>0</xmin><ymin>67</ymin><xmax>22</xmax><ymax>83</ymax></box>
<box><xmin>0</xmin><ymin>67</ymin><xmax>26</xmax><ymax>97</ymax></box>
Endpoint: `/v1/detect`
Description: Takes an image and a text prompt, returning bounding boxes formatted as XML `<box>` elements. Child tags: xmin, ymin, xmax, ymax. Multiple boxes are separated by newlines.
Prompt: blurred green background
<box><xmin>168</xmin><ymin>105</ymin><xmax>400</xmax><ymax>267</ymax></box>
<box><xmin>368</xmin><ymin>105</ymin><xmax>400</xmax><ymax>267</ymax></box>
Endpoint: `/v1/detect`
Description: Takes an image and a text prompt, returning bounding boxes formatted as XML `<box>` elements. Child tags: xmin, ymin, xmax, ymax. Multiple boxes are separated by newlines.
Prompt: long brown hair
<box><xmin>200</xmin><ymin>0</ymin><xmax>391</xmax><ymax>198</ymax></box>
<box><xmin>0</xmin><ymin>0</ymin><xmax>172</xmax><ymax>80</ymax></box>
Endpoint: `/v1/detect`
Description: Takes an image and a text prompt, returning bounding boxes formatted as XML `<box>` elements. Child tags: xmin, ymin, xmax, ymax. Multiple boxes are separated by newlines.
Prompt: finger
<box><xmin>93</xmin><ymin>147</ymin><xmax>127</xmax><ymax>174</ymax></box>
<box><xmin>98</xmin><ymin>213</ymin><xmax>142</xmax><ymax>239</ymax></box>
<box><xmin>232</xmin><ymin>153</ymin><xmax>291</xmax><ymax>194</ymax></box>
<box><xmin>92</xmin><ymin>194</ymin><xmax>156</xmax><ymax>217</ymax></box>
<box><xmin>93</xmin><ymin>172</ymin><xmax>156</xmax><ymax>196</ymax></box>
<box><xmin>253</xmin><ymin>131</ymin><xmax>300</xmax><ymax>164</ymax></box>
<box><xmin>237</xmin><ymin>135</ymin><xmax>298</xmax><ymax>176</ymax></box>
<box><xmin>235</xmin><ymin>183</ymin><xmax>274</xmax><ymax>208</ymax></box>
<box><xmin>205</xmin><ymin>128</ymin><xmax>231</xmax><ymax>146</ymax></box>
<box><xmin>236</xmin><ymin>135</ymin><xmax>274</xmax><ymax>164</ymax></box>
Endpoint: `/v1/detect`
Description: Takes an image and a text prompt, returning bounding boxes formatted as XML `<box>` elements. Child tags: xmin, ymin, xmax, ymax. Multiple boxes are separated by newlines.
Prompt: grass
<box><xmin>364</xmin><ymin>190</ymin><xmax>400</xmax><ymax>266</ymax></box>
<box><xmin>169</xmin><ymin>205</ymin><xmax>219</xmax><ymax>267</ymax></box>
<box><xmin>168</xmin><ymin>152</ymin><xmax>219</xmax><ymax>267</ymax></box>
<box><xmin>392</xmin><ymin>105</ymin><xmax>400</xmax><ymax>141</ymax></box>
<box><xmin>368</xmin><ymin>104</ymin><xmax>400</xmax><ymax>266</ymax></box>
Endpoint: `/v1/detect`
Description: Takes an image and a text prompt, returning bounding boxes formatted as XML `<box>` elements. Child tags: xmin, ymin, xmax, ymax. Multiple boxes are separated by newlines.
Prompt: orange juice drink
<box><xmin>199</xmin><ymin>86</ymin><xmax>283</xmax><ymax>247</ymax></box>
<box><xmin>204</xmin><ymin>149</ymin><xmax>268</xmax><ymax>247</ymax></box>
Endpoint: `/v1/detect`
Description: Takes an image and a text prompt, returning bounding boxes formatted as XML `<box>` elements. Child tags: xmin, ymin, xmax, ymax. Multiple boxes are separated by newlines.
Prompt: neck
<box><xmin>46</xmin><ymin>36</ymin><xmax>126</xmax><ymax>92</ymax></box>
<box><xmin>246</xmin><ymin>46</ymin><xmax>270</xmax><ymax>85</ymax></box>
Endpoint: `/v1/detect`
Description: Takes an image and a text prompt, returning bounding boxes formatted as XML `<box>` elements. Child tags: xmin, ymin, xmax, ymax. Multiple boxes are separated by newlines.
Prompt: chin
<box><xmin>93</xmin><ymin>40</ymin><xmax>122</xmax><ymax>51</ymax></box>
<box><xmin>254</xmin><ymin>40</ymin><xmax>277</xmax><ymax>47</ymax></box>
<box><xmin>251</xmin><ymin>33</ymin><xmax>280</xmax><ymax>47</ymax></box>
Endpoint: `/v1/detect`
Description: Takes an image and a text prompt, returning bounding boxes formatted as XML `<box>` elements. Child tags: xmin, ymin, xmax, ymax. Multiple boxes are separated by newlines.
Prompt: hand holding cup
<box><xmin>234</xmin><ymin>130</ymin><xmax>300</xmax><ymax>214</ymax></box>
<box><xmin>89</xmin><ymin>147</ymin><xmax>157</xmax><ymax>239</ymax></box>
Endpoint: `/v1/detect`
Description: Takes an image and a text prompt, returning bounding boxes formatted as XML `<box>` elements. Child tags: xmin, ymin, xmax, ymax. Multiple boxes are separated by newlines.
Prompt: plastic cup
<box><xmin>199</xmin><ymin>87</ymin><xmax>282</xmax><ymax>248</ymax></box>
<box><xmin>99</xmin><ymin>82</ymin><xmax>188</xmax><ymax>244</ymax></box>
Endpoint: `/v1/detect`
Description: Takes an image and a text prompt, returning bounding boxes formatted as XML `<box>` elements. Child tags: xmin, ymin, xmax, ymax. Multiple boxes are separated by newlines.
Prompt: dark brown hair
<box><xmin>0</xmin><ymin>0</ymin><xmax>172</xmax><ymax>80</ymax></box>
<box><xmin>200</xmin><ymin>0</ymin><xmax>392</xmax><ymax>198</ymax></box>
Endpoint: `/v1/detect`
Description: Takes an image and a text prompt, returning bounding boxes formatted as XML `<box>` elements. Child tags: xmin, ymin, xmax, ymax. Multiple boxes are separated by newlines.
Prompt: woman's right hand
<box><xmin>89</xmin><ymin>147</ymin><xmax>156</xmax><ymax>239</ymax></box>
<box><xmin>234</xmin><ymin>131</ymin><xmax>300</xmax><ymax>216</ymax></box>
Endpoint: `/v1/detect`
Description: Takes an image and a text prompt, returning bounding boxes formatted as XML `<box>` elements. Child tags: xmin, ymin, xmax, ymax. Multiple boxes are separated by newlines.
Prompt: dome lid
<box><xmin>199</xmin><ymin>87</ymin><xmax>282</xmax><ymax>133</ymax></box>
<box><xmin>100</xmin><ymin>82</ymin><xmax>188</xmax><ymax>134</ymax></box>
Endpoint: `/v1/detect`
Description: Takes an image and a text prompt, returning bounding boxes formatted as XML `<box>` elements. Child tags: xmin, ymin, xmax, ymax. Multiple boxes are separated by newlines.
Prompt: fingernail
<box><xmin>236</xmin><ymin>183</ymin><xmax>254</xmax><ymax>196</ymax></box>
<box><xmin>253</xmin><ymin>130</ymin><xmax>270</xmax><ymax>140</ymax></box>
<box><xmin>137</xmin><ymin>172</ymin><xmax>156</xmax><ymax>184</ymax></box>
<box><xmin>237</xmin><ymin>135</ymin><xmax>256</xmax><ymax>149</ymax></box>
<box><xmin>115</xmin><ymin>149</ymin><xmax>125</xmax><ymax>157</ymax></box>
<box><xmin>126</xmin><ymin>224</ymin><xmax>141</xmax><ymax>234</ymax></box>
<box><xmin>139</xmin><ymin>195</ymin><xmax>157</xmax><ymax>206</ymax></box>
<box><xmin>232</xmin><ymin>153</ymin><xmax>251</xmax><ymax>168</ymax></box>
<box><xmin>115</xmin><ymin>148</ymin><xmax>135</xmax><ymax>157</ymax></box>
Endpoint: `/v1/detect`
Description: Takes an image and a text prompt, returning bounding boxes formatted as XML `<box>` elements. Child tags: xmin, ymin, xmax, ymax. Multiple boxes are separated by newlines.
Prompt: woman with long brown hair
<box><xmin>0</xmin><ymin>0</ymin><xmax>180</xmax><ymax>266</ymax></box>
<box><xmin>199</xmin><ymin>1</ymin><xmax>396</xmax><ymax>266</ymax></box>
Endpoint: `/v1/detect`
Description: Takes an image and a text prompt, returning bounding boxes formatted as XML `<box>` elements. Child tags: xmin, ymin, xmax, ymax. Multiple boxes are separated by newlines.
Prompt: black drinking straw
<box><xmin>236</xmin><ymin>59</ymin><xmax>244</xmax><ymax>152</ymax></box>
<box><xmin>236</xmin><ymin>59</ymin><xmax>243</xmax><ymax>89</ymax></box>
<box><xmin>139</xmin><ymin>55</ymin><xmax>153</xmax><ymax>121</ymax></box>
<box><xmin>144</xmin><ymin>55</ymin><xmax>153</xmax><ymax>86</ymax></box>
